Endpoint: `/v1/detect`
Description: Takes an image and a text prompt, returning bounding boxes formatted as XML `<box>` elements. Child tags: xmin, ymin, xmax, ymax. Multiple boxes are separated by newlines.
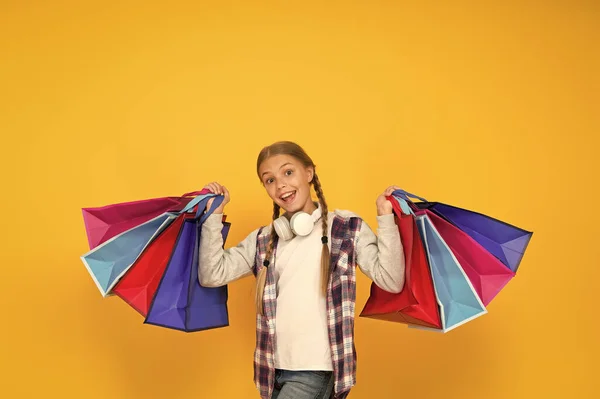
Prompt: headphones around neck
<box><xmin>273</xmin><ymin>206</ymin><xmax>321</xmax><ymax>241</ymax></box>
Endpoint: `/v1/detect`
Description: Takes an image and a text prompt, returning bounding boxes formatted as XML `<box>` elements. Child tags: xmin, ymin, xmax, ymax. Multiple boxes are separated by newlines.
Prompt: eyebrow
<box><xmin>261</xmin><ymin>162</ymin><xmax>293</xmax><ymax>177</ymax></box>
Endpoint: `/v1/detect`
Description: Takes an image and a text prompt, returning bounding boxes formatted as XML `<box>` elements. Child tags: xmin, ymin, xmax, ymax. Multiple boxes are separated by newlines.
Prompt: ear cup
<box><xmin>273</xmin><ymin>216</ymin><xmax>294</xmax><ymax>241</ymax></box>
<box><xmin>290</xmin><ymin>212</ymin><xmax>314</xmax><ymax>236</ymax></box>
<box><xmin>272</xmin><ymin>205</ymin><xmax>321</xmax><ymax>240</ymax></box>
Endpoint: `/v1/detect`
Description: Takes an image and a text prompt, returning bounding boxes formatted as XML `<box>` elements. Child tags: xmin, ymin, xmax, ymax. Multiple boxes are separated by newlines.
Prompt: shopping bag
<box><xmin>81</xmin><ymin>191</ymin><xmax>203</xmax><ymax>249</ymax></box>
<box><xmin>113</xmin><ymin>212</ymin><xmax>229</xmax><ymax>317</ymax></box>
<box><xmin>80</xmin><ymin>191</ymin><xmax>218</xmax><ymax>297</ymax></box>
<box><xmin>144</xmin><ymin>197</ymin><xmax>230</xmax><ymax>332</ymax></box>
<box><xmin>424</xmin><ymin>211</ymin><xmax>515</xmax><ymax>306</ymax></box>
<box><xmin>81</xmin><ymin>213</ymin><xmax>176</xmax><ymax>297</ymax></box>
<box><xmin>111</xmin><ymin>212</ymin><xmax>190</xmax><ymax>316</ymax></box>
<box><xmin>413</xmin><ymin>211</ymin><xmax>487</xmax><ymax>332</ymax></box>
<box><xmin>414</xmin><ymin>202</ymin><xmax>532</xmax><ymax>273</ymax></box>
<box><xmin>393</xmin><ymin>190</ymin><xmax>523</xmax><ymax>305</ymax></box>
<box><xmin>360</xmin><ymin>196</ymin><xmax>442</xmax><ymax>329</ymax></box>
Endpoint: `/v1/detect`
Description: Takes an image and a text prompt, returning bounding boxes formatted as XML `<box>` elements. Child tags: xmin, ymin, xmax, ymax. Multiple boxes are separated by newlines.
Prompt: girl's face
<box><xmin>258</xmin><ymin>154</ymin><xmax>316</xmax><ymax>216</ymax></box>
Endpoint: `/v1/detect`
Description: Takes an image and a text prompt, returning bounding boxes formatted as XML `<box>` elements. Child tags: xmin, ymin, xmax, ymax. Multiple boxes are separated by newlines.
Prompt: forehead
<box><xmin>259</xmin><ymin>154</ymin><xmax>303</xmax><ymax>175</ymax></box>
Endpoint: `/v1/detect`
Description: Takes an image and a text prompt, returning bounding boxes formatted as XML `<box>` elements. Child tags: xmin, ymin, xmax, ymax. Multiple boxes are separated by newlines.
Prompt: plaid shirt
<box><xmin>252</xmin><ymin>214</ymin><xmax>362</xmax><ymax>399</ymax></box>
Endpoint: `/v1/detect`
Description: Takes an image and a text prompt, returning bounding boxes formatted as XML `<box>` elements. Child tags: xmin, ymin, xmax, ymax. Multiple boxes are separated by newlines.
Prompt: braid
<box><xmin>312</xmin><ymin>172</ymin><xmax>330</xmax><ymax>295</ymax></box>
<box><xmin>256</xmin><ymin>201</ymin><xmax>280</xmax><ymax>316</ymax></box>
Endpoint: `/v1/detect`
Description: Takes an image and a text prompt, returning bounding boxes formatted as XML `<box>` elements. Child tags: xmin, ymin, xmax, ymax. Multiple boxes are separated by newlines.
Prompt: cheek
<box><xmin>296</xmin><ymin>175</ymin><xmax>310</xmax><ymax>188</ymax></box>
<box><xmin>266</xmin><ymin>185</ymin><xmax>278</xmax><ymax>200</ymax></box>
<box><xmin>291</xmin><ymin>179</ymin><xmax>309</xmax><ymax>193</ymax></box>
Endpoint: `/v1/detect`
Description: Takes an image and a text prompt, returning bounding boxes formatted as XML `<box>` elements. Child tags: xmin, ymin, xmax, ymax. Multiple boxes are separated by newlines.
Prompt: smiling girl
<box><xmin>198</xmin><ymin>141</ymin><xmax>405</xmax><ymax>399</ymax></box>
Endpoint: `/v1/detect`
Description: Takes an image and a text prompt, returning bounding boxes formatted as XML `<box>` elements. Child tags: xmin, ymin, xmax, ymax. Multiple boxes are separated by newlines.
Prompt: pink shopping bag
<box><xmin>81</xmin><ymin>191</ymin><xmax>204</xmax><ymax>249</ymax></box>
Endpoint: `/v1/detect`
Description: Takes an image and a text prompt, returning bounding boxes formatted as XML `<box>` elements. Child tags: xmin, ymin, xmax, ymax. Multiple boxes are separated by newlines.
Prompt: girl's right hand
<box><xmin>204</xmin><ymin>182</ymin><xmax>230</xmax><ymax>214</ymax></box>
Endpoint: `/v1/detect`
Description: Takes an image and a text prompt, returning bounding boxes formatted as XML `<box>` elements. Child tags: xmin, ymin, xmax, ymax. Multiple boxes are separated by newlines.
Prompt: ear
<box><xmin>307</xmin><ymin>166</ymin><xmax>314</xmax><ymax>183</ymax></box>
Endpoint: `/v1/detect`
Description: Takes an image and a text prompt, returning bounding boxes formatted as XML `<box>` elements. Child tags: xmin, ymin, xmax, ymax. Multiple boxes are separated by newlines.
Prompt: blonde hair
<box><xmin>255</xmin><ymin>141</ymin><xmax>330</xmax><ymax>316</ymax></box>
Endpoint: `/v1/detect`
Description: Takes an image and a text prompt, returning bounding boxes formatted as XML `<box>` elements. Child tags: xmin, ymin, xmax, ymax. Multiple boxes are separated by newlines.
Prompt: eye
<box><xmin>265</xmin><ymin>178</ymin><xmax>274</xmax><ymax>184</ymax></box>
<box><xmin>285</xmin><ymin>169</ymin><xmax>293</xmax><ymax>176</ymax></box>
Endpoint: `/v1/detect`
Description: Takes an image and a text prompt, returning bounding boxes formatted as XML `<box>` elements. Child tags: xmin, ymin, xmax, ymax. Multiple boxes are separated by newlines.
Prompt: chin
<box><xmin>279</xmin><ymin>201</ymin><xmax>299</xmax><ymax>213</ymax></box>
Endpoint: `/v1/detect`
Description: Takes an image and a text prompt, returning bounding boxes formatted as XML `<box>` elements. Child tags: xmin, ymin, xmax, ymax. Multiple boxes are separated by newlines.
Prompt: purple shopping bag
<box><xmin>414</xmin><ymin>202</ymin><xmax>532</xmax><ymax>273</ymax></box>
<box><xmin>392</xmin><ymin>190</ymin><xmax>532</xmax><ymax>273</ymax></box>
<box><xmin>144</xmin><ymin>195</ymin><xmax>231</xmax><ymax>332</ymax></box>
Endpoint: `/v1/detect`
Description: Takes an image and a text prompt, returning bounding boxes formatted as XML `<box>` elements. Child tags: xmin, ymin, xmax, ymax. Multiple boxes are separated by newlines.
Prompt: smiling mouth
<box><xmin>280</xmin><ymin>190</ymin><xmax>297</xmax><ymax>204</ymax></box>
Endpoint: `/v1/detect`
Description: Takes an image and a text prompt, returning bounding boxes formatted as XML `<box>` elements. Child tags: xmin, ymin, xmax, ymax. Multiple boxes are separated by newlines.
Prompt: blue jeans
<box><xmin>271</xmin><ymin>369</ymin><xmax>334</xmax><ymax>399</ymax></box>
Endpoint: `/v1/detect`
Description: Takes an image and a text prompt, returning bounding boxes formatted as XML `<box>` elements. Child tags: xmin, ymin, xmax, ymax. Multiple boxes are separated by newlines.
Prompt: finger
<box><xmin>222</xmin><ymin>186</ymin><xmax>230</xmax><ymax>199</ymax></box>
<box><xmin>388</xmin><ymin>185</ymin><xmax>400</xmax><ymax>195</ymax></box>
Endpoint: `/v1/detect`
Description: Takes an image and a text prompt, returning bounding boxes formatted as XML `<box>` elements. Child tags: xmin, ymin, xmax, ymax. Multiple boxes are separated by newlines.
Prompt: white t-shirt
<box><xmin>270</xmin><ymin>203</ymin><xmax>332</xmax><ymax>370</ymax></box>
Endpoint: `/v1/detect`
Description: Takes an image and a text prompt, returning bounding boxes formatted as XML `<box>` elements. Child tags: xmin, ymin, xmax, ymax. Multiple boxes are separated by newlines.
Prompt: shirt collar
<box><xmin>311</xmin><ymin>201</ymin><xmax>322</xmax><ymax>222</ymax></box>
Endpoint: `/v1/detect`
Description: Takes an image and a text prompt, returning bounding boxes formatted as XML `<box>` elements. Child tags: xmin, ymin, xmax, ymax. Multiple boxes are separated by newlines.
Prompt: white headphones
<box><xmin>273</xmin><ymin>205</ymin><xmax>321</xmax><ymax>241</ymax></box>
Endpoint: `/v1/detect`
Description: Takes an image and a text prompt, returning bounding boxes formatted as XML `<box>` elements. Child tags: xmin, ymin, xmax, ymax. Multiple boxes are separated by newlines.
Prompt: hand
<box><xmin>376</xmin><ymin>185</ymin><xmax>401</xmax><ymax>216</ymax></box>
<box><xmin>203</xmin><ymin>182</ymin><xmax>230</xmax><ymax>214</ymax></box>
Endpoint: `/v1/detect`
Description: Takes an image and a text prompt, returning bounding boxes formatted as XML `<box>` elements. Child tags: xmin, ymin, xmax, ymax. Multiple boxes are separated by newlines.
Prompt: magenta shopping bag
<box><xmin>425</xmin><ymin>211</ymin><xmax>515</xmax><ymax>306</ymax></box>
<box><xmin>81</xmin><ymin>191</ymin><xmax>203</xmax><ymax>249</ymax></box>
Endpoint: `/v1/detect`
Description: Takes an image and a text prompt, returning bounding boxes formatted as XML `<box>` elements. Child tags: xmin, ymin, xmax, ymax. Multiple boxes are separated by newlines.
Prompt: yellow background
<box><xmin>1</xmin><ymin>1</ymin><xmax>598</xmax><ymax>398</ymax></box>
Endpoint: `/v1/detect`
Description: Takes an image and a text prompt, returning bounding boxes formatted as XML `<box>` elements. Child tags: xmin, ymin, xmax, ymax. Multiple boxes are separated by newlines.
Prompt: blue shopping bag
<box><xmin>412</xmin><ymin>209</ymin><xmax>487</xmax><ymax>332</ymax></box>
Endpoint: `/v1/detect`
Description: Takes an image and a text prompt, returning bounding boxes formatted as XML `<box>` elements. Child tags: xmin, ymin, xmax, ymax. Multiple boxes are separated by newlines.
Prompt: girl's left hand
<box><xmin>376</xmin><ymin>185</ymin><xmax>401</xmax><ymax>215</ymax></box>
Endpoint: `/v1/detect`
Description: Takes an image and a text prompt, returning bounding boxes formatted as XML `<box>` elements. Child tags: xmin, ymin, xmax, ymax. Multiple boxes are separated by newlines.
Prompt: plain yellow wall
<box><xmin>1</xmin><ymin>1</ymin><xmax>598</xmax><ymax>398</ymax></box>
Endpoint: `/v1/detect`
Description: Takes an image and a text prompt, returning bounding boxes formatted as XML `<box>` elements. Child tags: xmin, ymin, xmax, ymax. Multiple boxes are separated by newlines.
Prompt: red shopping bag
<box><xmin>360</xmin><ymin>195</ymin><xmax>442</xmax><ymax>329</ymax></box>
<box><xmin>112</xmin><ymin>211</ymin><xmax>228</xmax><ymax>317</ymax></box>
<box><xmin>112</xmin><ymin>213</ymin><xmax>191</xmax><ymax>316</ymax></box>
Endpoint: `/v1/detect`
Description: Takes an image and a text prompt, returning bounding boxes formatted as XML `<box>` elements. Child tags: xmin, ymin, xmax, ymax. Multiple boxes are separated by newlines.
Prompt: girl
<box><xmin>199</xmin><ymin>141</ymin><xmax>405</xmax><ymax>399</ymax></box>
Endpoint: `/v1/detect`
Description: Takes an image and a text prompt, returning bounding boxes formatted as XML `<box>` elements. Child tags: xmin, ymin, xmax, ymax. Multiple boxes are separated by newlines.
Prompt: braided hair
<box><xmin>255</xmin><ymin>141</ymin><xmax>330</xmax><ymax>315</ymax></box>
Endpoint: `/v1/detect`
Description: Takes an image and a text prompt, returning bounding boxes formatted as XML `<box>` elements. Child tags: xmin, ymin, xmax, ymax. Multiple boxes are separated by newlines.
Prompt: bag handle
<box><xmin>179</xmin><ymin>190</ymin><xmax>225</xmax><ymax>221</ymax></box>
<box><xmin>181</xmin><ymin>189</ymin><xmax>211</xmax><ymax>198</ymax></box>
<box><xmin>386</xmin><ymin>194</ymin><xmax>415</xmax><ymax>216</ymax></box>
<box><xmin>197</xmin><ymin>195</ymin><xmax>225</xmax><ymax>222</ymax></box>
<box><xmin>177</xmin><ymin>192</ymin><xmax>224</xmax><ymax>217</ymax></box>
<box><xmin>385</xmin><ymin>188</ymin><xmax>427</xmax><ymax>216</ymax></box>
<box><xmin>392</xmin><ymin>189</ymin><xmax>427</xmax><ymax>203</ymax></box>
<box><xmin>179</xmin><ymin>193</ymin><xmax>209</xmax><ymax>214</ymax></box>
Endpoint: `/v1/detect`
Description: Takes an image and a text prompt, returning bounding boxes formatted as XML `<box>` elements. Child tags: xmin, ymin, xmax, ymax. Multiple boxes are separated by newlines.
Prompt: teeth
<box><xmin>281</xmin><ymin>191</ymin><xmax>294</xmax><ymax>199</ymax></box>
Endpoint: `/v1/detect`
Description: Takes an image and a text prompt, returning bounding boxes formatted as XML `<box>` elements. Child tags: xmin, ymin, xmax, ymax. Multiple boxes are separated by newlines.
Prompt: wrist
<box><xmin>214</xmin><ymin>205</ymin><xmax>226</xmax><ymax>214</ymax></box>
<box><xmin>205</xmin><ymin>205</ymin><xmax>225</xmax><ymax>214</ymax></box>
<box><xmin>377</xmin><ymin>207</ymin><xmax>392</xmax><ymax>216</ymax></box>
